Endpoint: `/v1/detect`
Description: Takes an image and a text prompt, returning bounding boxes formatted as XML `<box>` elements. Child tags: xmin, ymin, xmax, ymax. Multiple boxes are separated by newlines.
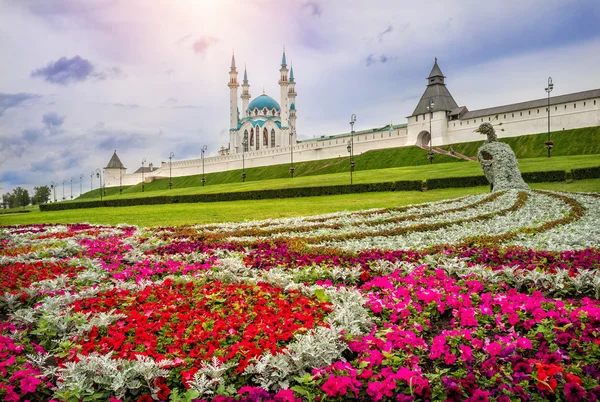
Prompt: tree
<box><xmin>32</xmin><ymin>185</ymin><xmax>51</xmax><ymax>205</ymax></box>
<box><xmin>1</xmin><ymin>193</ymin><xmax>12</xmax><ymax>209</ymax></box>
<box><xmin>10</xmin><ymin>187</ymin><xmax>30</xmax><ymax>208</ymax></box>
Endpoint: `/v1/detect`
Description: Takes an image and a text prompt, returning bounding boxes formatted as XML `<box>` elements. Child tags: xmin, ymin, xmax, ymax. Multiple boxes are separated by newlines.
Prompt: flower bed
<box><xmin>1</xmin><ymin>189</ymin><xmax>600</xmax><ymax>401</ymax></box>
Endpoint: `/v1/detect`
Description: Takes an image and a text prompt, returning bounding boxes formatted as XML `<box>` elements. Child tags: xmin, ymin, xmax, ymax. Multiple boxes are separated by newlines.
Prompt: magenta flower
<box><xmin>20</xmin><ymin>376</ymin><xmax>41</xmax><ymax>395</ymax></box>
<box><xmin>564</xmin><ymin>382</ymin><xmax>586</xmax><ymax>402</ymax></box>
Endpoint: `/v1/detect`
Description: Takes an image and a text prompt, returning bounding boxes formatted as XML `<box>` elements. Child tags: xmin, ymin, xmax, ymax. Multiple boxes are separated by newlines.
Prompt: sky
<box><xmin>1</xmin><ymin>0</ymin><xmax>599</xmax><ymax>196</ymax></box>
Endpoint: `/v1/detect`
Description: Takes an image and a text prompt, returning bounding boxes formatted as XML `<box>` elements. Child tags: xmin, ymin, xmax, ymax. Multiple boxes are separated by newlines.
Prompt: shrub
<box><xmin>520</xmin><ymin>170</ymin><xmax>566</xmax><ymax>183</ymax></box>
<box><xmin>426</xmin><ymin>176</ymin><xmax>489</xmax><ymax>190</ymax></box>
<box><xmin>571</xmin><ymin>166</ymin><xmax>600</xmax><ymax>180</ymax></box>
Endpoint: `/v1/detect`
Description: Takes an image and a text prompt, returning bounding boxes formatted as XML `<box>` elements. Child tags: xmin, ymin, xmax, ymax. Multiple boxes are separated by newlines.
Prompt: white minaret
<box><xmin>228</xmin><ymin>51</ymin><xmax>239</xmax><ymax>131</ymax></box>
<box><xmin>288</xmin><ymin>64</ymin><xmax>297</xmax><ymax>144</ymax></box>
<box><xmin>279</xmin><ymin>47</ymin><xmax>289</xmax><ymax>129</ymax></box>
<box><xmin>241</xmin><ymin>64</ymin><xmax>251</xmax><ymax>117</ymax></box>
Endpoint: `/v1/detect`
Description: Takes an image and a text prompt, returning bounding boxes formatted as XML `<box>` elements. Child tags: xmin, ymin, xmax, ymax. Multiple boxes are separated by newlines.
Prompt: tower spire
<box><xmin>281</xmin><ymin>45</ymin><xmax>287</xmax><ymax>68</ymax></box>
<box><xmin>243</xmin><ymin>63</ymin><xmax>248</xmax><ymax>84</ymax></box>
<box><xmin>230</xmin><ymin>49</ymin><xmax>236</xmax><ymax>71</ymax></box>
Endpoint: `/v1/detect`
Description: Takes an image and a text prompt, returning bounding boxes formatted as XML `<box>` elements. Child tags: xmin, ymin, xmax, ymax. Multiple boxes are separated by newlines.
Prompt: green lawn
<box><xmin>73</xmin><ymin>154</ymin><xmax>600</xmax><ymax>201</ymax></box>
<box><xmin>77</xmin><ymin>146</ymin><xmax>462</xmax><ymax>199</ymax></box>
<box><xmin>440</xmin><ymin>126</ymin><xmax>600</xmax><ymax>158</ymax></box>
<box><xmin>2</xmin><ymin>179</ymin><xmax>598</xmax><ymax>227</ymax></box>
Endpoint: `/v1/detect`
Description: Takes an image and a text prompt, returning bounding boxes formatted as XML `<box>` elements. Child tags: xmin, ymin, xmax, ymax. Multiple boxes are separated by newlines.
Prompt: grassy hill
<box><xmin>439</xmin><ymin>126</ymin><xmax>600</xmax><ymax>158</ymax></box>
<box><xmin>71</xmin><ymin>154</ymin><xmax>600</xmax><ymax>202</ymax></box>
<box><xmin>78</xmin><ymin>146</ymin><xmax>462</xmax><ymax>198</ymax></box>
<box><xmin>75</xmin><ymin>126</ymin><xmax>600</xmax><ymax>201</ymax></box>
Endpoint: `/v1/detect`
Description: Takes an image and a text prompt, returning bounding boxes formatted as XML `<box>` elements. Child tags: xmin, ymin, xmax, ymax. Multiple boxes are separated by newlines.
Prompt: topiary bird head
<box><xmin>475</xmin><ymin>122</ymin><xmax>498</xmax><ymax>142</ymax></box>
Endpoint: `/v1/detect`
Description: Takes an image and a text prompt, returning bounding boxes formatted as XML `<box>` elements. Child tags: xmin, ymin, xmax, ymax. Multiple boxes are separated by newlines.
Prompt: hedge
<box><xmin>426</xmin><ymin>175</ymin><xmax>489</xmax><ymax>190</ymax></box>
<box><xmin>39</xmin><ymin>180</ymin><xmax>424</xmax><ymax>211</ymax></box>
<box><xmin>520</xmin><ymin>170</ymin><xmax>567</xmax><ymax>183</ymax></box>
<box><xmin>572</xmin><ymin>166</ymin><xmax>600</xmax><ymax>180</ymax></box>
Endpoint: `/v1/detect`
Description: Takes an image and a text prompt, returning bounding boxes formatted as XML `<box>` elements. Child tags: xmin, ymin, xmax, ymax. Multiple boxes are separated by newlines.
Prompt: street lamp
<box><xmin>79</xmin><ymin>174</ymin><xmax>83</xmax><ymax>198</ymax></box>
<box><xmin>349</xmin><ymin>114</ymin><xmax>356</xmax><ymax>184</ymax></box>
<box><xmin>169</xmin><ymin>152</ymin><xmax>174</xmax><ymax>189</ymax></box>
<box><xmin>95</xmin><ymin>169</ymin><xmax>102</xmax><ymax>200</ymax></box>
<box><xmin>289</xmin><ymin>123</ymin><xmax>295</xmax><ymax>178</ymax></box>
<box><xmin>201</xmin><ymin>145</ymin><xmax>208</xmax><ymax>186</ymax></box>
<box><xmin>545</xmin><ymin>77</ymin><xmax>554</xmax><ymax>158</ymax></box>
<box><xmin>50</xmin><ymin>181</ymin><xmax>56</xmax><ymax>202</ymax></box>
<box><xmin>62</xmin><ymin>180</ymin><xmax>65</xmax><ymax>201</ymax></box>
<box><xmin>141</xmin><ymin>158</ymin><xmax>147</xmax><ymax>192</ymax></box>
<box><xmin>70</xmin><ymin>177</ymin><xmax>74</xmax><ymax>200</ymax></box>
<box><xmin>241</xmin><ymin>140</ymin><xmax>247</xmax><ymax>182</ymax></box>
<box><xmin>119</xmin><ymin>167</ymin><xmax>123</xmax><ymax>194</ymax></box>
<box><xmin>90</xmin><ymin>172</ymin><xmax>93</xmax><ymax>192</ymax></box>
<box><xmin>426</xmin><ymin>98</ymin><xmax>435</xmax><ymax>164</ymax></box>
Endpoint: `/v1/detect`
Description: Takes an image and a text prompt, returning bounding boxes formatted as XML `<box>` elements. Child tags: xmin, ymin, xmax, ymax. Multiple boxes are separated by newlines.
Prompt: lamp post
<box><xmin>95</xmin><ymin>169</ymin><xmax>102</xmax><ymax>200</ymax></box>
<box><xmin>62</xmin><ymin>180</ymin><xmax>65</xmax><ymax>201</ymax></box>
<box><xmin>169</xmin><ymin>152</ymin><xmax>174</xmax><ymax>189</ymax></box>
<box><xmin>349</xmin><ymin>114</ymin><xmax>356</xmax><ymax>185</ymax></box>
<box><xmin>70</xmin><ymin>177</ymin><xmax>74</xmax><ymax>200</ymax></box>
<box><xmin>50</xmin><ymin>181</ymin><xmax>56</xmax><ymax>202</ymax></box>
<box><xmin>289</xmin><ymin>123</ymin><xmax>295</xmax><ymax>178</ymax></box>
<box><xmin>119</xmin><ymin>167</ymin><xmax>123</xmax><ymax>194</ymax></box>
<box><xmin>426</xmin><ymin>98</ymin><xmax>435</xmax><ymax>164</ymax></box>
<box><xmin>79</xmin><ymin>174</ymin><xmax>83</xmax><ymax>198</ymax></box>
<box><xmin>241</xmin><ymin>140</ymin><xmax>247</xmax><ymax>182</ymax></box>
<box><xmin>545</xmin><ymin>77</ymin><xmax>554</xmax><ymax>158</ymax></box>
<box><xmin>90</xmin><ymin>172</ymin><xmax>93</xmax><ymax>192</ymax></box>
<box><xmin>141</xmin><ymin>158</ymin><xmax>146</xmax><ymax>192</ymax></box>
<box><xmin>201</xmin><ymin>145</ymin><xmax>207</xmax><ymax>186</ymax></box>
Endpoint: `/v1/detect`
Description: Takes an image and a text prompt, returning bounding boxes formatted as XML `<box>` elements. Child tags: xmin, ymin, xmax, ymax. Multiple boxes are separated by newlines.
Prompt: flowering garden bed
<box><xmin>1</xmin><ymin>190</ymin><xmax>600</xmax><ymax>401</ymax></box>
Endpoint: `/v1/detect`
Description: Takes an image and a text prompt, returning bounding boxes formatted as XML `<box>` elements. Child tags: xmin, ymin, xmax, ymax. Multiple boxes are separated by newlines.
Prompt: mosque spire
<box><xmin>230</xmin><ymin>49</ymin><xmax>236</xmax><ymax>71</ymax></box>
<box><xmin>243</xmin><ymin>63</ymin><xmax>248</xmax><ymax>84</ymax></box>
<box><xmin>289</xmin><ymin>63</ymin><xmax>294</xmax><ymax>83</ymax></box>
<box><xmin>281</xmin><ymin>45</ymin><xmax>287</xmax><ymax>69</ymax></box>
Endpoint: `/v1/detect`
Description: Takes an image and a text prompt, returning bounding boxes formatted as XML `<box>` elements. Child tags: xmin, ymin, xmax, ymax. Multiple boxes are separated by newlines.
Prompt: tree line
<box><xmin>1</xmin><ymin>186</ymin><xmax>51</xmax><ymax>209</ymax></box>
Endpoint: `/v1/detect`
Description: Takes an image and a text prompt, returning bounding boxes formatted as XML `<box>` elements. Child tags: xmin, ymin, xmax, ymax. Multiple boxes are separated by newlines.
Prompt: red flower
<box><xmin>137</xmin><ymin>395</ymin><xmax>153</xmax><ymax>402</ymax></box>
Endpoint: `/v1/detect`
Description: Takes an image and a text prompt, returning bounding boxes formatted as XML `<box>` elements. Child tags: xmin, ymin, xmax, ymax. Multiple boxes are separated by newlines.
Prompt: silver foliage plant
<box><xmin>54</xmin><ymin>352</ymin><xmax>173</xmax><ymax>400</ymax></box>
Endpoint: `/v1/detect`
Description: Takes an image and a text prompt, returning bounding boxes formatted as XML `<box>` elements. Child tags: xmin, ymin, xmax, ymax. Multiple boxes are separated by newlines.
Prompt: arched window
<box><xmin>272</xmin><ymin>109</ymin><xmax>276</xmax><ymax>115</ymax></box>
<box><xmin>263</xmin><ymin>108</ymin><xmax>267</xmax><ymax>115</ymax></box>
<box><xmin>256</xmin><ymin>126</ymin><xmax>260</xmax><ymax>150</ymax></box>
<box><xmin>243</xmin><ymin>130</ymin><xmax>249</xmax><ymax>152</ymax></box>
<box><xmin>263</xmin><ymin>128</ymin><xmax>268</xmax><ymax>146</ymax></box>
<box><xmin>250</xmin><ymin>128</ymin><xmax>254</xmax><ymax>146</ymax></box>
<box><xmin>271</xmin><ymin>129</ymin><xmax>276</xmax><ymax>147</ymax></box>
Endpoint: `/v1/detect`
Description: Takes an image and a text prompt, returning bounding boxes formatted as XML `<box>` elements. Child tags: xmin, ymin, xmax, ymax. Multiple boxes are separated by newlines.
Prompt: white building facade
<box><xmin>105</xmin><ymin>59</ymin><xmax>600</xmax><ymax>187</ymax></box>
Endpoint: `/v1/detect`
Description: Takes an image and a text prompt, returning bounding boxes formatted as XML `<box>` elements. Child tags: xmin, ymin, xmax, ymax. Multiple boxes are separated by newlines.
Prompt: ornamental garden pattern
<box><xmin>1</xmin><ymin>190</ymin><xmax>600</xmax><ymax>401</ymax></box>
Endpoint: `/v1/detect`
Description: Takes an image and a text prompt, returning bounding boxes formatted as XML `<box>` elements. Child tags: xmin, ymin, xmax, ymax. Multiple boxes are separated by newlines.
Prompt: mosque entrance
<box><xmin>417</xmin><ymin>131</ymin><xmax>431</xmax><ymax>147</ymax></box>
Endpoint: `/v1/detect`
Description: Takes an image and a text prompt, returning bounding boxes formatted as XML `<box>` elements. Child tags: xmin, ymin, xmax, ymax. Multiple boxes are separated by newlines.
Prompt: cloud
<box><xmin>378</xmin><ymin>25</ymin><xmax>393</xmax><ymax>42</ymax></box>
<box><xmin>177</xmin><ymin>34</ymin><xmax>192</xmax><ymax>45</ymax></box>
<box><xmin>0</xmin><ymin>170</ymin><xmax>29</xmax><ymax>185</ymax></box>
<box><xmin>172</xmin><ymin>105</ymin><xmax>201</xmax><ymax>109</ymax></box>
<box><xmin>302</xmin><ymin>1</ymin><xmax>322</xmax><ymax>17</ymax></box>
<box><xmin>165</xmin><ymin>68</ymin><xmax>175</xmax><ymax>76</ymax></box>
<box><xmin>366</xmin><ymin>53</ymin><xmax>391</xmax><ymax>67</ymax></box>
<box><xmin>30</xmin><ymin>55</ymin><xmax>123</xmax><ymax>85</ymax></box>
<box><xmin>0</xmin><ymin>93</ymin><xmax>41</xmax><ymax>117</ymax></box>
<box><xmin>93</xmin><ymin>127</ymin><xmax>150</xmax><ymax>151</ymax></box>
<box><xmin>108</xmin><ymin>103</ymin><xmax>139</xmax><ymax>109</ymax></box>
<box><xmin>192</xmin><ymin>36</ymin><xmax>219</xmax><ymax>56</ymax></box>
<box><xmin>22</xmin><ymin>128</ymin><xmax>44</xmax><ymax>143</ymax></box>
<box><xmin>42</xmin><ymin>112</ymin><xmax>66</xmax><ymax>133</ymax></box>
<box><xmin>164</xmin><ymin>97</ymin><xmax>178</xmax><ymax>105</ymax></box>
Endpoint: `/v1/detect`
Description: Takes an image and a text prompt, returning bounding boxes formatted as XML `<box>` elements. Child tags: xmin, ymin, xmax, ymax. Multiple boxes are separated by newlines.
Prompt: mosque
<box><xmin>227</xmin><ymin>49</ymin><xmax>297</xmax><ymax>154</ymax></box>
<box><xmin>102</xmin><ymin>52</ymin><xmax>600</xmax><ymax>188</ymax></box>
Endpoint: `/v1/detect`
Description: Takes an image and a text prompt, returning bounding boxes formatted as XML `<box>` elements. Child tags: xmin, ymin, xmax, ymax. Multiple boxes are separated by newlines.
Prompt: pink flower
<box><xmin>459</xmin><ymin>345</ymin><xmax>473</xmax><ymax>363</ymax></box>
<box><xmin>322</xmin><ymin>375</ymin><xmax>348</xmax><ymax>398</ymax></box>
<box><xmin>485</xmin><ymin>342</ymin><xmax>502</xmax><ymax>356</ymax></box>
<box><xmin>274</xmin><ymin>389</ymin><xmax>296</xmax><ymax>402</ymax></box>
<box><xmin>20</xmin><ymin>376</ymin><xmax>41</xmax><ymax>395</ymax></box>
<box><xmin>507</xmin><ymin>313</ymin><xmax>520</xmax><ymax>326</ymax></box>
<box><xmin>516</xmin><ymin>337</ymin><xmax>532</xmax><ymax>350</ymax></box>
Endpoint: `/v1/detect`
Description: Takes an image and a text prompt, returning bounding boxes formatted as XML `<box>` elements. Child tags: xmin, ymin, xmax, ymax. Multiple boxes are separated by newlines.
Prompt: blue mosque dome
<box><xmin>248</xmin><ymin>94</ymin><xmax>280</xmax><ymax>112</ymax></box>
